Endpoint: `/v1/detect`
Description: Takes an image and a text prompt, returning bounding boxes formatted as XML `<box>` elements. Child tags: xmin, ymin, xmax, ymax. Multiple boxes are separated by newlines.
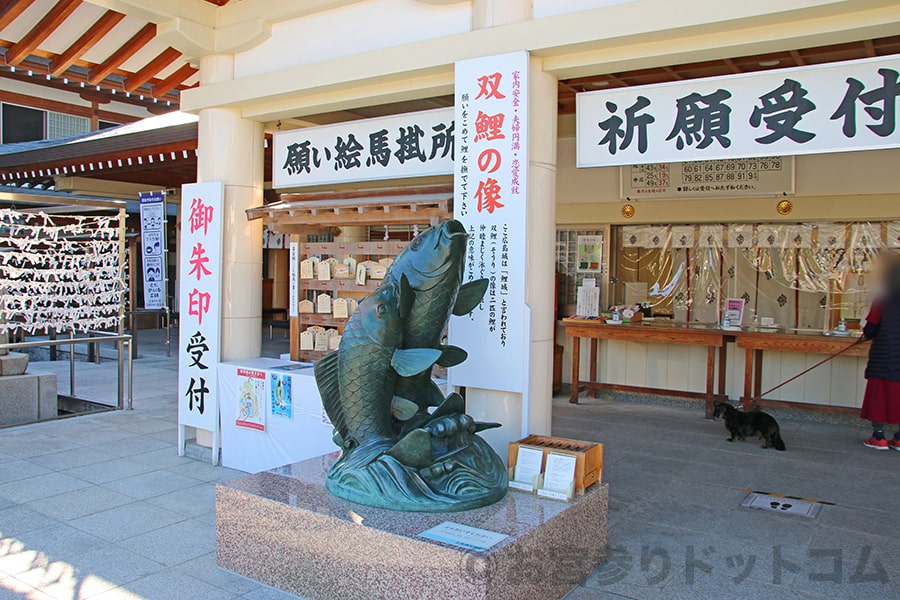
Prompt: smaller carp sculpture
<box><xmin>314</xmin><ymin>219</ymin><xmax>507</xmax><ymax>511</ymax></box>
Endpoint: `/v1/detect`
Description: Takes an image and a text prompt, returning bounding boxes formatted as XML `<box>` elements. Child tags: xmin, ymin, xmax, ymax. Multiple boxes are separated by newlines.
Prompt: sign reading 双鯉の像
<box><xmin>578</xmin><ymin>55</ymin><xmax>900</xmax><ymax>168</ymax></box>
<box><xmin>139</xmin><ymin>191</ymin><xmax>167</xmax><ymax>309</ymax></box>
<box><xmin>177</xmin><ymin>181</ymin><xmax>224</xmax><ymax>463</ymax></box>
<box><xmin>272</xmin><ymin>108</ymin><xmax>454</xmax><ymax>188</ymax></box>
<box><xmin>450</xmin><ymin>51</ymin><xmax>528</xmax><ymax>394</ymax></box>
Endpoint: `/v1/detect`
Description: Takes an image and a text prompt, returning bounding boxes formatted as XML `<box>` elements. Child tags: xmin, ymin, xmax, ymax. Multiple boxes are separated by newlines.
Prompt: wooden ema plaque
<box><xmin>508</xmin><ymin>435</ymin><xmax>603</xmax><ymax>493</ymax></box>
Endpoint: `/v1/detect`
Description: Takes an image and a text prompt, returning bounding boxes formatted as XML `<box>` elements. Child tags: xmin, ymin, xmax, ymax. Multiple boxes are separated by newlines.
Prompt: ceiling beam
<box><xmin>152</xmin><ymin>62</ymin><xmax>196</xmax><ymax>97</ymax></box>
<box><xmin>789</xmin><ymin>49</ymin><xmax>806</xmax><ymax>65</ymax></box>
<box><xmin>0</xmin><ymin>59</ymin><xmax>180</xmax><ymax>108</ymax></box>
<box><xmin>0</xmin><ymin>0</ymin><xmax>36</xmax><ymax>32</ymax></box>
<box><xmin>49</xmin><ymin>9</ymin><xmax>125</xmax><ymax>76</ymax></box>
<box><xmin>723</xmin><ymin>58</ymin><xmax>742</xmax><ymax>74</ymax></box>
<box><xmin>863</xmin><ymin>39</ymin><xmax>876</xmax><ymax>57</ymax></box>
<box><xmin>661</xmin><ymin>65</ymin><xmax>684</xmax><ymax>80</ymax></box>
<box><xmin>124</xmin><ymin>46</ymin><xmax>181</xmax><ymax>92</ymax></box>
<box><xmin>5</xmin><ymin>0</ymin><xmax>83</xmax><ymax>66</ymax></box>
<box><xmin>87</xmin><ymin>21</ymin><xmax>156</xmax><ymax>85</ymax></box>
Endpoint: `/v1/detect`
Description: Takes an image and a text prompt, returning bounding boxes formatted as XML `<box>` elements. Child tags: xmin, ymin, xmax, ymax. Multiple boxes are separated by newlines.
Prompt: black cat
<box><xmin>713</xmin><ymin>402</ymin><xmax>786</xmax><ymax>451</ymax></box>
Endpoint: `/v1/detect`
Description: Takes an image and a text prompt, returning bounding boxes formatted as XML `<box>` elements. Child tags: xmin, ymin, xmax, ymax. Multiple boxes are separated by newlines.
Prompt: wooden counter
<box><xmin>561</xmin><ymin>318</ymin><xmax>871</xmax><ymax>417</ymax></box>
<box><xmin>562</xmin><ymin>318</ymin><xmax>729</xmax><ymax>417</ymax></box>
<box><xmin>736</xmin><ymin>331</ymin><xmax>869</xmax><ymax>413</ymax></box>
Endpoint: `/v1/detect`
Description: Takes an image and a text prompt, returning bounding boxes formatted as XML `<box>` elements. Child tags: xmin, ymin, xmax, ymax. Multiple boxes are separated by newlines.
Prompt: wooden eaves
<box><xmin>246</xmin><ymin>185</ymin><xmax>453</xmax><ymax>234</ymax></box>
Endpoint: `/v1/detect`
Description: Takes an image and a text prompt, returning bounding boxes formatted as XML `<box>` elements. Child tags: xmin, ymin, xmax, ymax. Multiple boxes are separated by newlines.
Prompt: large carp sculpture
<box><xmin>314</xmin><ymin>219</ymin><xmax>507</xmax><ymax>511</ymax></box>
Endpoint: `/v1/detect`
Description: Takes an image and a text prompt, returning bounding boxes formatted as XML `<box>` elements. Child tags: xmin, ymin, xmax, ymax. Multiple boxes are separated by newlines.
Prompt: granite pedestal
<box><xmin>0</xmin><ymin>351</ymin><xmax>29</xmax><ymax>376</ymax></box>
<box><xmin>217</xmin><ymin>453</ymin><xmax>608</xmax><ymax>600</ymax></box>
<box><xmin>0</xmin><ymin>372</ymin><xmax>57</xmax><ymax>426</ymax></box>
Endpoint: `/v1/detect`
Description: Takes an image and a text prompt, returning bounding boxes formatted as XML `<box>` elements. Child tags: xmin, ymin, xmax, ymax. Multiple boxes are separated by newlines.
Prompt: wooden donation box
<box><xmin>509</xmin><ymin>435</ymin><xmax>603</xmax><ymax>493</ymax></box>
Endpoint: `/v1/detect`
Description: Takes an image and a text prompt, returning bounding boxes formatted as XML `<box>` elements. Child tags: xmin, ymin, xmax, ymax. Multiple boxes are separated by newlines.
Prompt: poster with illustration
<box><xmin>236</xmin><ymin>368</ymin><xmax>266</xmax><ymax>431</ymax></box>
<box><xmin>270</xmin><ymin>373</ymin><xmax>292</xmax><ymax>419</ymax></box>
<box><xmin>577</xmin><ymin>235</ymin><xmax>603</xmax><ymax>273</ymax></box>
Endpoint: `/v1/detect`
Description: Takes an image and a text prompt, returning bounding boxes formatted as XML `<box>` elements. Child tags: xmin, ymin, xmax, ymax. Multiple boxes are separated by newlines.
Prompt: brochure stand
<box><xmin>536</xmin><ymin>451</ymin><xmax>577</xmax><ymax>502</ymax></box>
<box><xmin>507</xmin><ymin>444</ymin><xmax>544</xmax><ymax>492</ymax></box>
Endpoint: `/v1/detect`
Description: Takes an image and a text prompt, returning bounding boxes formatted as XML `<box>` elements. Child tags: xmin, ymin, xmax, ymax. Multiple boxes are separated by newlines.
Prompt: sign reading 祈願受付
<box><xmin>177</xmin><ymin>182</ymin><xmax>224</xmax><ymax>463</ymax></box>
<box><xmin>578</xmin><ymin>55</ymin><xmax>900</xmax><ymax>168</ymax></box>
<box><xmin>139</xmin><ymin>191</ymin><xmax>167</xmax><ymax>309</ymax></box>
<box><xmin>450</xmin><ymin>51</ymin><xmax>529</xmax><ymax>394</ymax></box>
<box><xmin>272</xmin><ymin>108</ymin><xmax>454</xmax><ymax>188</ymax></box>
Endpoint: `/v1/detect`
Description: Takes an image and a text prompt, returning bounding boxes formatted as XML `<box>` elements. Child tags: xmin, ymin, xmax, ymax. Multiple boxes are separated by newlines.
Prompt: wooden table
<box><xmin>736</xmin><ymin>331</ymin><xmax>870</xmax><ymax>412</ymax></box>
<box><xmin>562</xmin><ymin>318</ymin><xmax>729</xmax><ymax>418</ymax></box>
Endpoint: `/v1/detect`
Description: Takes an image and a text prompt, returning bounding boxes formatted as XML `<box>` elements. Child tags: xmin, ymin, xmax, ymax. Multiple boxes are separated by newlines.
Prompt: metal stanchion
<box><xmin>117</xmin><ymin>337</ymin><xmax>124</xmax><ymax>410</ymax></box>
<box><xmin>127</xmin><ymin>338</ymin><xmax>134</xmax><ymax>410</ymax></box>
<box><xmin>69</xmin><ymin>331</ymin><xmax>76</xmax><ymax>397</ymax></box>
<box><xmin>165</xmin><ymin>308</ymin><xmax>171</xmax><ymax>358</ymax></box>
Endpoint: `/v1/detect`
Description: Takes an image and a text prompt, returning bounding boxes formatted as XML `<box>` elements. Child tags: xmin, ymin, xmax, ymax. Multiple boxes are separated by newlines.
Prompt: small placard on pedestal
<box><xmin>509</xmin><ymin>435</ymin><xmax>603</xmax><ymax>493</ymax></box>
<box><xmin>536</xmin><ymin>452</ymin><xmax>577</xmax><ymax>502</ymax></box>
<box><xmin>507</xmin><ymin>444</ymin><xmax>543</xmax><ymax>492</ymax></box>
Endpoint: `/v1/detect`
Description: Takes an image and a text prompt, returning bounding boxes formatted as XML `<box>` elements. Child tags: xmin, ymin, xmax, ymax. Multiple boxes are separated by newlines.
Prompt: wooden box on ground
<box><xmin>508</xmin><ymin>435</ymin><xmax>603</xmax><ymax>493</ymax></box>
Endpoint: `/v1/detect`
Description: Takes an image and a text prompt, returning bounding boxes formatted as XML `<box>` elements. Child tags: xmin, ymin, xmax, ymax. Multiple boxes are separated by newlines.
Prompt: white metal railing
<box><xmin>0</xmin><ymin>332</ymin><xmax>133</xmax><ymax>410</ymax></box>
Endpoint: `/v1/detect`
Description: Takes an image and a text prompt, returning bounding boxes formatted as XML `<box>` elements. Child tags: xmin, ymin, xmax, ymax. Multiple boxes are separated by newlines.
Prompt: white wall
<box><xmin>234</xmin><ymin>0</ymin><xmax>472</xmax><ymax>79</ymax></box>
<box><xmin>557</xmin><ymin>136</ymin><xmax>900</xmax><ymax>206</ymax></box>
<box><xmin>533</xmin><ymin>0</ymin><xmax>637</xmax><ymax>20</ymax></box>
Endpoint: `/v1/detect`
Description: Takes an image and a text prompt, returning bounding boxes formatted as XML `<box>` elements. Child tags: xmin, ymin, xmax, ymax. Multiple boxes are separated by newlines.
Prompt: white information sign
<box><xmin>418</xmin><ymin>521</ymin><xmax>508</xmax><ymax>551</ymax></box>
<box><xmin>450</xmin><ymin>51</ymin><xmax>529</xmax><ymax>394</ymax></box>
<box><xmin>542</xmin><ymin>452</ymin><xmax>577</xmax><ymax>492</ymax></box>
<box><xmin>273</xmin><ymin>108</ymin><xmax>454</xmax><ymax>188</ymax></box>
<box><xmin>177</xmin><ymin>181</ymin><xmax>225</xmax><ymax>463</ymax></box>
<box><xmin>578</xmin><ymin>55</ymin><xmax>900</xmax><ymax>167</ymax></box>
<box><xmin>289</xmin><ymin>241</ymin><xmax>299</xmax><ymax>318</ymax></box>
<box><xmin>620</xmin><ymin>156</ymin><xmax>794</xmax><ymax>199</ymax></box>
<box><xmin>512</xmin><ymin>445</ymin><xmax>544</xmax><ymax>487</ymax></box>
<box><xmin>139</xmin><ymin>191</ymin><xmax>167</xmax><ymax>309</ymax></box>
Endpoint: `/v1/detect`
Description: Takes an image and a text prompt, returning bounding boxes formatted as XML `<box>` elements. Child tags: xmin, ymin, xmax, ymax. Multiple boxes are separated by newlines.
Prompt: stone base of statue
<box><xmin>216</xmin><ymin>452</ymin><xmax>608</xmax><ymax>600</ymax></box>
<box><xmin>0</xmin><ymin>351</ymin><xmax>28</xmax><ymax>376</ymax></box>
<box><xmin>0</xmin><ymin>371</ymin><xmax>57</xmax><ymax>426</ymax></box>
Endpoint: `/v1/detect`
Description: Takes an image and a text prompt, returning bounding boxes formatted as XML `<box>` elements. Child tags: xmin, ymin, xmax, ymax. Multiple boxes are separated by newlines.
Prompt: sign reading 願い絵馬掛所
<box><xmin>272</xmin><ymin>108</ymin><xmax>454</xmax><ymax>188</ymax></box>
<box><xmin>578</xmin><ymin>55</ymin><xmax>900</xmax><ymax>169</ymax></box>
<box><xmin>450</xmin><ymin>51</ymin><xmax>529</xmax><ymax>395</ymax></box>
<box><xmin>177</xmin><ymin>181</ymin><xmax>224</xmax><ymax>463</ymax></box>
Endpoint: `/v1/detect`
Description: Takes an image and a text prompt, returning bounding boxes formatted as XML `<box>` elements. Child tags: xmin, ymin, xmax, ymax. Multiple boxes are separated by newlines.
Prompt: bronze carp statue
<box><xmin>314</xmin><ymin>219</ymin><xmax>508</xmax><ymax>511</ymax></box>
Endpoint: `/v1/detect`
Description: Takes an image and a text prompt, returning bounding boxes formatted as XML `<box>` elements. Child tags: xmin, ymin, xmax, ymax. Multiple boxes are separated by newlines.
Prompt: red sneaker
<box><xmin>889</xmin><ymin>439</ymin><xmax>900</xmax><ymax>452</ymax></box>
<box><xmin>863</xmin><ymin>437</ymin><xmax>889</xmax><ymax>450</ymax></box>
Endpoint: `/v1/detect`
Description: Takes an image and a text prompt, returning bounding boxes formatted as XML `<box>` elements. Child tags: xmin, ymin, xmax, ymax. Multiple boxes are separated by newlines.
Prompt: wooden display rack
<box><xmin>508</xmin><ymin>435</ymin><xmax>603</xmax><ymax>493</ymax></box>
<box><xmin>245</xmin><ymin>185</ymin><xmax>453</xmax><ymax>363</ymax></box>
<box><xmin>293</xmin><ymin>240</ymin><xmax>408</xmax><ymax>362</ymax></box>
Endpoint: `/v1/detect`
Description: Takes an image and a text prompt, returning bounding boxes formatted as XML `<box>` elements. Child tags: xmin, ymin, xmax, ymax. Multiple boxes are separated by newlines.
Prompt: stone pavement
<box><xmin>1</xmin><ymin>327</ymin><xmax>898</xmax><ymax>599</ymax></box>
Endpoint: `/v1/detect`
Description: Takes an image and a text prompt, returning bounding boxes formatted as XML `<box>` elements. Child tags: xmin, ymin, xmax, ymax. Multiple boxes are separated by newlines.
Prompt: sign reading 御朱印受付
<box><xmin>577</xmin><ymin>55</ymin><xmax>900</xmax><ymax>168</ymax></box>
<box><xmin>450</xmin><ymin>51</ymin><xmax>529</xmax><ymax>394</ymax></box>
<box><xmin>272</xmin><ymin>108</ymin><xmax>454</xmax><ymax>188</ymax></box>
<box><xmin>177</xmin><ymin>181</ymin><xmax>224</xmax><ymax>462</ymax></box>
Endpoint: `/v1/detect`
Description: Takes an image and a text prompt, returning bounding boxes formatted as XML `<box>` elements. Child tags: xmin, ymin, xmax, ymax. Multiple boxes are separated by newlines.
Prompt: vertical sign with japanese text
<box><xmin>289</xmin><ymin>241</ymin><xmax>299</xmax><ymax>318</ymax></box>
<box><xmin>578</xmin><ymin>55</ymin><xmax>900</xmax><ymax>167</ymax></box>
<box><xmin>450</xmin><ymin>51</ymin><xmax>528</xmax><ymax>394</ymax></box>
<box><xmin>139</xmin><ymin>191</ymin><xmax>167</xmax><ymax>310</ymax></box>
<box><xmin>177</xmin><ymin>182</ymin><xmax>224</xmax><ymax>457</ymax></box>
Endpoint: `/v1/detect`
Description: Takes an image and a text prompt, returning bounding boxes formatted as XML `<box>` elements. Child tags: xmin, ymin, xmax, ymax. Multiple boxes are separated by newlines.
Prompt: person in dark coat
<box><xmin>861</xmin><ymin>254</ymin><xmax>900</xmax><ymax>451</ymax></box>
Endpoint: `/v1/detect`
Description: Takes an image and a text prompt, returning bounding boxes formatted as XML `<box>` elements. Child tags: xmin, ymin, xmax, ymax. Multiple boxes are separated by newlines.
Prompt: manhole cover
<box><xmin>741</xmin><ymin>490</ymin><xmax>830</xmax><ymax>518</ymax></box>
